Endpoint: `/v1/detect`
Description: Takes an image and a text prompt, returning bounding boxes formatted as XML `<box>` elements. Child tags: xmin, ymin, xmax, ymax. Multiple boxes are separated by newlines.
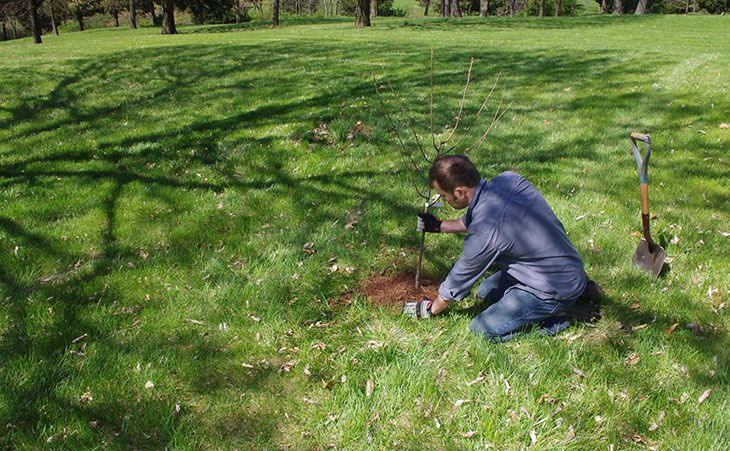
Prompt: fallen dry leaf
<box><xmin>631</xmin><ymin>324</ymin><xmax>648</xmax><ymax>331</ymax></box>
<box><xmin>625</xmin><ymin>353</ymin><xmax>641</xmax><ymax>365</ymax></box>
<box><xmin>530</xmin><ymin>429</ymin><xmax>538</xmax><ymax>444</ymax></box>
<box><xmin>720</xmin><ymin>123</ymin><xmax>729</xmax><ymax>129</ymax></box>
<box><xmin>345</xmin><ymin>220</ymin><xmax>358</xmax><ymax>229</ymax></box>
<box><xmin>460</xmin><ymin>431</ymin><xmax>478</xmax><ymax>438</ymax></box>
<box><xmin>366</xmin><ymin>379</ymin><xmax>374</xmax><ymax>397</ymax></box>
<box><xmin>466</xmin><ymin>372</ymin><xmax>485</xmax><ymax>386</ymax></box>
<box><xmin>303</xmin><ymin>397</ymin><xmax>317</xmax><ymax>404</ymax></box>
<box><xmin>454</xmin><ymin>399</ymin><xmax>472</xmax><ymax>408</ymax></box>
<box><xmin>242</xmin><ymin>363</ymin><xmax>254</xmax><ymax>369</ymax></box>
<box><xmin>670</xmin><ymin>235</ymin><xmax>680</xmax><ymax>245</ymax></box>
<box><xmin>249</xmin><ymin>314</ymin><xmax>260</xmax><ymax>322</ymax></box>
<box><xmin>572</xmin><ymin>367</ymin><xmax>586</xmax><ymax>378</ymax></box>
<box><xmin>302</xmin><ymin>242</ymin><xmax>317</xmax><ymax>255</ymax></box>
<box><xmin>145</xmin><ymin>380</ymin><xmax>154</xmax><ymax>389</ymax></box>
<box><xmin>279</xmin><ymin>360</ymin><xmax>298</xmax><ymax>373</ymax></box>
<box><xmin>698</xmin><ymin>388</ymin><xmax>712</xmax><ymax>404</ymax></box>
<box><xmin>564</xmin><ymin>426</ymin><xmax>575</xmax><ymax>442</ymax></box>
<box><xmin>185</xmin><ymin>318</ymin><xmax>204</xmax><ymax>325</ymax></box>
<box><xmin>80</xmin><ymin>392</ymin><xmax>93</xmax><ymax>403</ymax></box>
<box><xmin>663</xmin><ymin>323</ymin><xmax>679</xmax><ymax>337</ymax></box>
<box><xmin>629</xmin><ymin>302</ymin><xmax>641</xmax><ymax>310</ymax></box>
<box><xmin>649</xmin><ymin>422</ymin><xmax>659</xmax><ymax>432</ymax></box>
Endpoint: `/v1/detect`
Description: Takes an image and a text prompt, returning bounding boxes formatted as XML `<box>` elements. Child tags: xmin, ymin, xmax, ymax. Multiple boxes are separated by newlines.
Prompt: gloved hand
<box><xmin>417</xmin><ymin>213</ymin><xmax>442</xmax><ymax>233</ymax></box>
<box><xmin>402</xmin><ymin>298</ymin><xmax>434</xmax><ymax>319</ymax></box>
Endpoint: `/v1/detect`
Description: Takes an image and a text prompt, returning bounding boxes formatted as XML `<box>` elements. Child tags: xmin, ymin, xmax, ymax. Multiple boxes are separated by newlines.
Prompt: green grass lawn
<box><xmin>1</xmin><ymin>15</ymin><xmax>728</xmax><ymax>449</ymax></box>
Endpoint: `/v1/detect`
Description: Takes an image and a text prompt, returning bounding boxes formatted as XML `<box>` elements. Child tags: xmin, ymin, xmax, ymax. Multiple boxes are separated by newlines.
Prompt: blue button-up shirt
<box><xmin>438</xmin><ymin>172</ymin><xmax>587</xmax><ymax>302</ymax></box>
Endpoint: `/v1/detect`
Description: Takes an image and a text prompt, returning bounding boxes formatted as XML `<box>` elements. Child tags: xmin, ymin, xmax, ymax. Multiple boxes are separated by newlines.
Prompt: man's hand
<box><xmin>417</xmin><ymin>213</ymin><xmax>442</xmax><ymax>233</ymax></box>
<box><xmin>402</xmin><ymin>298</ymin><xmax>434</xmax><ymax>319</ymax></box>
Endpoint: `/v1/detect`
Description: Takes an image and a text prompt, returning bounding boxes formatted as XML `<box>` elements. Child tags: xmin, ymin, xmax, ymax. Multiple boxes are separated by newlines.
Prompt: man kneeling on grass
<box><xmin>404</xmin><ymin>155</ymin><xmax>601</xmax><ymax>341</ymax></box>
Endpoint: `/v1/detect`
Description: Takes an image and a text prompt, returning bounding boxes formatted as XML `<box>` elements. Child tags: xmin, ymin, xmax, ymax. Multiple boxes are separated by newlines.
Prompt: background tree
<box><xmin>161</xmin><ymin>0</ymin><xmax>176</xmax><ymax>33</ymax></box>
<box><xmin>273</xmin><ymin>0</ymin><xmax>279</xmax><ymax>26</ymax></box>
<box><xmin>27</xmin><ymin>0</ymin><xmax>43</xmax><ymax>43</ymax></box>
<box><xmin>555</xmin><ymin>0</ymin><xmax>561</xmax><ymax>15</ymax></box>
<box><xmin>451</xmin><ymin>0</ymin><xmax>463</xmax><ymax>15</ymax></box>
<box><xmin>355</xmin><ymin>0</ymin><xmax>370</xmax><ymax>25</ymax></box>
<box><xmin>614</xmin><ymin>0</ymin><xmax>623</xmax><ymax>13</ymax></box>
<box><xmin>129</xmin><ymin>0</ymin><xmax>136</xmax><ymax>28</ymax></box>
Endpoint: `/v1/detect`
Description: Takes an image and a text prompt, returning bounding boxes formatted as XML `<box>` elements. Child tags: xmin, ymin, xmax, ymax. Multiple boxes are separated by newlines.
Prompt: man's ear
<box><xmin>453</xmin><ymin>186</ymin><xmax>467</xmax><ymax>199</ymax></box>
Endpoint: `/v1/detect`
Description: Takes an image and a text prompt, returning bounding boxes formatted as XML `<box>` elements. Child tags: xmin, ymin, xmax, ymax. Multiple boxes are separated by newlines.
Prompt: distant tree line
<box><xmin>2</xmin><ymin>0</ymin><xmax>727</xmax><ymax>43</ymax></box>
<box><xmin>419</xmin><ymin>0</ymin><xmax>727</xmax><ymax>15</ymax></box>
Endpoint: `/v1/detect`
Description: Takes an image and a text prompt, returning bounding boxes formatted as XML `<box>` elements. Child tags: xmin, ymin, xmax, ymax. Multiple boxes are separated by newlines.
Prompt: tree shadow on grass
<box><xmin>0</xmin><ymin>39</ymin><xmax>728</xmax><ymax>447</ymax></box>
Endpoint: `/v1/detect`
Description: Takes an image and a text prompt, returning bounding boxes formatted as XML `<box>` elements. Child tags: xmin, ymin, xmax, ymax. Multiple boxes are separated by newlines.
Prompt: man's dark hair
<box><xmin>428</xmin><ymin>155</ymin><xmax>481</xmax><ymax>193</ymax></box>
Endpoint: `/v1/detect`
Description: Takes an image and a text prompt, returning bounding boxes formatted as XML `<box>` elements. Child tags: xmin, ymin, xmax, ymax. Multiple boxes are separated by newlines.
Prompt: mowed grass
<box><xmin>1</xmin><ymin>14</ymin><xmax>728</xmax><ymax>449</ymax></box>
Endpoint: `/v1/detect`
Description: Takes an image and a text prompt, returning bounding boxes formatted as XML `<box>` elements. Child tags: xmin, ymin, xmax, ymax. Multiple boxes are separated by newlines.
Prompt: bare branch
<box><xmin>429</xmin><ymin>47</ymin><xmax>438</xmax><ymax>153</ymax></box>
<box><xmin>385</xmin><ymin>78</ymin><xmax>431</xmax><ymax>165</ymax></box>
<box><xmin>449</xmin><ymin>71</ymin><xmax>502</xmax><ymax>153</ymax></box>
<box><xmin>441</xmin><ymin>57</ymin><xmax>474</xmax><ymax>147</ymax></box>
<box><xmin>468</xmin><ymin>96</ymin><xmax>514</xmax><ymax>154</ymax></box>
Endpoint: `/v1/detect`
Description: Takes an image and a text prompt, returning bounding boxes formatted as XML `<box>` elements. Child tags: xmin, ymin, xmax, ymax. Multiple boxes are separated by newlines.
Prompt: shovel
<box><xmin>630</xmin><ymin>132</ymin><xmax>666</xmax><ymax>277</ymax></box>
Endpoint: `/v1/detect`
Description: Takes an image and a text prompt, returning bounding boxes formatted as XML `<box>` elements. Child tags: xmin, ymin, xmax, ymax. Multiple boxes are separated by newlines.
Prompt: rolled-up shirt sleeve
<box><xmin>438</xmin><ymin>231</ymin><xmax>500</xmax><ymax>301</ymax></box>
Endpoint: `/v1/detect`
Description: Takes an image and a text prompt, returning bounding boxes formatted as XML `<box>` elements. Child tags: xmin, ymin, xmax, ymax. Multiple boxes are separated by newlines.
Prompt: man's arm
<box><xmin>440</xmin><ymin>218</ymin><xmax>467</xmax><ymax>234</ymax></box>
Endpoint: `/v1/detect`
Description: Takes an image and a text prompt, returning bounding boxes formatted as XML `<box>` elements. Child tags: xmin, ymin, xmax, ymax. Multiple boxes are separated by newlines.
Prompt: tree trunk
<box><xmin>634</xmin><ymin>0</ymin><xmax>647</xmax><ymax>13</ymax></box>
<box><xmin>370</xmin><ymin>0</ymin><xmax>377</xmax><ymax>17</ymax></box>
<box><xmin>555</xmin><ymin>0</ymin><xmax>561</xmax><ymax>15</ymax></box>
<box><xmin>613</xmin><ymin>0</ymin><xmax>622</xmax><ymax>14</ymax></box>
<box><xmin>76</xmin><ymin>9</ymin><xmax>85</xmax><ymax>31</ymax></box>
<box><xmin>440</xmin><ymin>0</ymin><xmax>447</xmax><ymax>16</ymax></box>
<box><xmin>509</xmin><ymin>0</ymin><xmax>515</xmax><ymax>15</ymax></box>
<box><xmin>272</xmin><ymin>0</ymin><xmax>279</xmax><ymax>26</ymax></box>
<box><xmin>130</xmin><ymin>0</ymin><xmax>137</xmax><ymax>28</ymax></box>
<box><xmin>539</xmin><ymin>0</ymin><xmax>544</xmax><ymax>15</ymax></box>
<box><xmin>161</xmin><ymin>0</ymin><xmax>177</xmax><ymax>34</ymax></box>
<box><xmin>11</xmin><ymin>20</ymin><xmax>17</xmax><ymax>38</ymax></box>
<box><xmin>424</xmin><ymin>0</ymin><xmax>430</xmax><ymax>15</ymax></box>
<box><xmin>113</xmin><ymin>10</ymin><xmax>120</xmax><ymax>27</ymax></box>
<box><xmin>355</xmin><ymin>0</ymin><xmax>371</xmax><ymax>26</ymax></box>
<box><xmin>479</xmin><ymin>0</ymin><xmax>488</xmax><ymax>15</ymax></box>
<box><xmin>28</xmin><ymin>0</ymin><xmax>42</xmax><ymax>44</ymax></box>
<box><xmin>2</xmin><ymin>22</ymin><xmax>7</xmax><ymax>41</ymax></box>
<box><xmin>451</xmin><ymin>0</ymin><xmax>462</xmax><ymax>16</ymax></box>
<box><xmin>50</xmin><ymin>1</ymin><xmax>59</xmax><ymax>35</ymax></box>
<box><xmin>600</xmin><ymin>0</ymin><xmax>607</xmax><ymax>13</ymax></box>
<box><xmin>151</xmin><ymin>3</ymin><xmax>161</xmax><ymax>26</ymax></box>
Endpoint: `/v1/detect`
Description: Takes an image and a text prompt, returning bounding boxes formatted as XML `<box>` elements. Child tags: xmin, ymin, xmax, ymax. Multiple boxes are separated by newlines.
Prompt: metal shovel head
<box><xmin>632</xmin><ymin>239</ymin><xmax>666</xmax><ymax>277</ymax></box>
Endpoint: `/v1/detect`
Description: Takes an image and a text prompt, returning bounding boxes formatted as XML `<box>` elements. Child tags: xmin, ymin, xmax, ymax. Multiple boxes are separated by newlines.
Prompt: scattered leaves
<box><xmin>454</xmin><ymin>399</ymin><xmax>472</xmax><ymax>408</ymax></box>
<box><xmin>185</xmin><ymin>318</ymin><xmax>204</xmax><ymax>325</ymax></box>
<box><xmin>145</xmin><ymin>380</ymin><xmax>154</xmax><ymax>389</ymax></box>
<box><xmin>302</xmin><ymin>242</ymin><xmax>317</xmax><ymax>255</ymax></box>
<box><xmin>629</xmin><ymin>302</ymin><xmax>641</xmax><ymax>310</ymax></box>
<box><xmin>530</xmin><ymin>429</ymin><xmax>538</xmax><ymax>444</ymax></box>
<box><xmin>279</xmin><ymin>360</ymin><xmax>298</xmax><ymax>373</ymax></box>
<box><xmin>366</xmin><ymin>379</ymin><xmax>374</xmax><ymax>397</ymax></box>
<box><xmin>663</xmin><ymin>323</ymin><xmax>679</xmax><ymax>337</ymax></box>
<box><xmin>698</xmin><ymin>389</ymin><xmax>712</xmax><ymax>404</ymax></box>
<box><xmin>625</xmin><ymin>353</ymin><xmax>641</xmax><ymax>365</ymax></box>
<box><xmin>242</xmin><ymin>363</ymin><xmax>254</xmax><ymax>369</ymax></box>
<box><xmin>720</xmin><ymin>123</ymin><xmax>729</xmax><ymax>129</ymax></box>
<box><xmin>460</xmin><ymin>431</ymin><xmax>478</xmax><ymax>439</ymax></box>
<box><xmin>466</xmin><ymin>372</ymin><xmax>485</xmax><ymax>386</ymax></box>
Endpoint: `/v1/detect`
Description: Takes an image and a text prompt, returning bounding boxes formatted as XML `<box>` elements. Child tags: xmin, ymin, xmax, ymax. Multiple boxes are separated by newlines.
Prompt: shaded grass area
<box><xmin>0</xmin><ymin>15</ymin><xmax>728</xmax><ymax>449</ymax></box>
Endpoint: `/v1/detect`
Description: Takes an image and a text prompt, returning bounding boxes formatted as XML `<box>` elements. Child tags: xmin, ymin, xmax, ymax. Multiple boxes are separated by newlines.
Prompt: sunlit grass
<box><xmin>0</xmin><ymin>14</ymin><xmax>728</xmax><ymax>449</ymax></box>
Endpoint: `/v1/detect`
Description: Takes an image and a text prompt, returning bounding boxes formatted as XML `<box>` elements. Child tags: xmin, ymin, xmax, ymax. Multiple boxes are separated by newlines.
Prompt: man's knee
<box><xmin>470</xmin><ymin>316</ymin><xmax>505</xmax><ymax>340</ymax></box>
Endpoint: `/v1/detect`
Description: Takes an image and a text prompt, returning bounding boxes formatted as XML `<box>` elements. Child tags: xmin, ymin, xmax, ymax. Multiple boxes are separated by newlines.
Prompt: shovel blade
<box><xmin>632</xmin><ymin>239</ymin><xmax>666</xmax><ymax>277</ymax></box>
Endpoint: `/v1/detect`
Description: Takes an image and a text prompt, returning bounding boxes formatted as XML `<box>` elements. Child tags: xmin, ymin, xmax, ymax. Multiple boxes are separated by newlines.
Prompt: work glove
<box><xmin>417</xmin><ymin>213</ymin><xmax>442</xmax><ymax>233</ymax></box>
<box><xmin>402</xmin><ymin>298</ymin><xmax>434</xmax><ymax>319</ymax></box>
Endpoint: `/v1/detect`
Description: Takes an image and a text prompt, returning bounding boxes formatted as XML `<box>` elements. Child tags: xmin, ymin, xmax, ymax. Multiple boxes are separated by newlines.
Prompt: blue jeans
<box><xmin>471</xmin><ymin>271</ymin><xmax>576</xmax><ymax>342</ymax></box>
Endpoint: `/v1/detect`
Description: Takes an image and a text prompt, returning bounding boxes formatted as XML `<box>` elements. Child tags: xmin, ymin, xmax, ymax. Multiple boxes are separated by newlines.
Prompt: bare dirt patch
<box><xmin>340</xmin><ymin>271</ymin><xmax>440</xmax><ymax>309</ymax></box>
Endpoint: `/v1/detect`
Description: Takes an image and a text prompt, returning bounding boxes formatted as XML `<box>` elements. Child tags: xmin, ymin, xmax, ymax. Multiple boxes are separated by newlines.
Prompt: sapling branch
<box><xmin>441</xmin><ymin>57</ymin><xmax>474</xmax><ymax>147</ymax></box>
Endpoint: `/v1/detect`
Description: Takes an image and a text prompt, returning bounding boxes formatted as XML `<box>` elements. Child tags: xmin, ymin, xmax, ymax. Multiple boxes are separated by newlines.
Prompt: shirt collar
<box><xmin>465</xmin><ymin>179</ymin><xmax>487</xmax><ymax>227</ymax></box>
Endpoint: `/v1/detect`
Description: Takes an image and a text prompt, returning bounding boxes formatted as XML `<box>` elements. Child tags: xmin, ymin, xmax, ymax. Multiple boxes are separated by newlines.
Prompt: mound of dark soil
<box><xmin>341</xmin><ymin>271</ymin><xmax>439</xmax><ymax>309</ymax></box>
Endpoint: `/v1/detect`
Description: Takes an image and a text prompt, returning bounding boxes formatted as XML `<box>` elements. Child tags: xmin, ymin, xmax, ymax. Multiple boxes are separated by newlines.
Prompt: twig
<box><xmin>385</xmin><ymin>78</ymin><xmax>431</xmax><ymax>164</ymax></box>
<box><xmin>449</xmin><ymin>71</ymin><xmax>501</xmax><ymax>153</ymax></box>
<box><xmin>441</xmin><ymin>57</ymin><xmax>474</xmax><ymax>147</ymax></box>
<box><xmin>468</xmin><ymin>96</ymin><xmax>514</xmax><ymax>154</ymax></box>
<box><xmin>429</xmin><ymin>47</ymin><xmax>438</xmax><ymax>153</ymax></box>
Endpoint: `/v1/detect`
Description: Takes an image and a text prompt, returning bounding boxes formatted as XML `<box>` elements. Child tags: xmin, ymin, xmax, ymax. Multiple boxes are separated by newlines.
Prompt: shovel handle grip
<box><xmin>630</xmin><ymin>132</ymin><xmax>650</xmax><ymax>143</ymax></box>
